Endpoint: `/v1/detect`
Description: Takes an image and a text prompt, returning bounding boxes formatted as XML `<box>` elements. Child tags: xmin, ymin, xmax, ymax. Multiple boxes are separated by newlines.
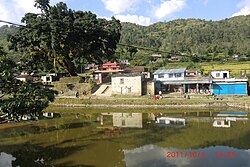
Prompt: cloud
<box><xmin>0</xmin><ymin>0</ymin><xmax>37</xmax><ymax>25</ymax></box>
<box><xmin>114</xmin><ymin>14</ymin><xmax>151</xmax><ymax>26</ymax></box>
<box><xmin>232</xmin><ymin>6</ymin><xmax>250</xmax><ymax>17</ymax></box>
<box><xmin>101</xmin><ymin>0</ymin><xmax>140</xmax><ymax>14</ymax></box>
<box><xmin>154</xmin><ymin>0</ymin><xmax>186</xmax><ymax>19</ymax></box>
<box><xmin>232</xmin><ymin>0</ymin><xmax>250</xmax><ymax>17</ymax></box>
<box><xmin>203</xmin><ymin>0</ymin><xmax>209</xmax><ymax>5</ymax></box>
<box><xmin>0</xmin><ymin>0</ymin><xmax>67</xmax><ymax>26</ymax></box>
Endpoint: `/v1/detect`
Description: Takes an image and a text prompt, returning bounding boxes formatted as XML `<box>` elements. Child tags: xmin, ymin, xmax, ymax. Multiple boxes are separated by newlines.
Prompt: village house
<box><xmin>153</xmin><ymin>68</ymin><xmax>212</xmax><ymax>94</ymax></box>
<box><xmin>84</xmin><ymin>63</ymin><xmax>99</xmax><ymax>71</ymax></box>
<box><xmin>211</xmin><ymin>70</ymin><xmax>230</xmax><ymax>79</ymax></box>
<box><xmin>186</xmin><ymin>70</ymin><xmax>201</xmax><ymax>77</ymax></box>
<box><xmin>16</xmin><ymin>73</ymin><xmax>33</xmax><ymax>82</ymax></box>
<box><xmin>111</xmin><ymin>73</ymin><xmax>143</xmax><ymax>96</ymax></box>
<box><xmin>92</xmin><ymin>61</ymin><xmax>124</xmax><ymax>84</ymax></box>
<box><xmin>118</xmin><ymin>59</ymin><xmax>130</xmax><ymax>66</ymax></box>
<box><xmin>153</xmin><ymin>68</ymin><xmax>248</xmax><ymax>95</ymax></box>
<box><xmin>40</xmin><ymin>73</ymin><xmax>62</xmax><ymax>84</ymax></box>
<box><xmin>153</xmin><ymin>68</ymin><xmax>186</xmax><ymax>93</ymax></box>
<box><xmin>124</xmin><ymin>66</ymin><xmax>151</xmax><ymax>79</ymax></box>
<box><xmin>169</xmin><ymin>55</ymin><xmax>180</xmax><ymax>61</ymax></box>
<box><xmin>211</xmin><ymin>70</ymin><xmax>248</xmax><ymax>95</ymax></box>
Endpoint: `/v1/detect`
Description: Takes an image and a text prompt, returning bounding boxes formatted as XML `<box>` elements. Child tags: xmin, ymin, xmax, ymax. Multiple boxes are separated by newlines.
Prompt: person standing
<box><xmin>159</xmin><ymin>90</ymin><xmax>162</xmax><ymax>99</ymax></box>
<box><xmin>75</xmin><ymin>91</ymin><xmax>79</xmax><ymax>98</ymax></box>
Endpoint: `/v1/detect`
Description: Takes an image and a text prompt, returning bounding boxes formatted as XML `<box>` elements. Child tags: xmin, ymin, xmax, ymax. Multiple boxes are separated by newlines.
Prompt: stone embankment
<box><xmin>51</xmin><ymin>102</ymin><xmax>250</xmax><ymax>110</ymax></box>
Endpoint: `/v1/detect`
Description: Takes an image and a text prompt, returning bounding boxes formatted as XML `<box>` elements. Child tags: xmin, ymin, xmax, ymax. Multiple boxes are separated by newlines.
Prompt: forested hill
<box><xmin>1</xmin><ymin>15</ymin><xmax>250</xmax><ymax>57</ymax></box>
<box><xmin>0</xmin><ymin>25</ymin><xmax>18</xmax><ymax>50</ymax></box>
<box><xmin>0</xmin><ymin>25</ymin><xmax>18</xmax><ymax>40</ymax></box>
<box><xmin>120</xmin><ymin>15</ymin><xmax>250</xmax><ymax>56</ymax></box>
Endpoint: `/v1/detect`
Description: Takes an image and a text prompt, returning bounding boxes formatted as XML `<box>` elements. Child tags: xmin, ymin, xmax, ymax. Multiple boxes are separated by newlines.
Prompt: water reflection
<box><xmin>100</xmin><ymin>113</ymin><xmax>143</xmax><ymax>128</ymax></box>
<box><xmin>0</xmin><ymin>152</ymin><xmax>16</xmax><ymax>167</ymax></box>
<box><xmin>0</xmin><ymin>109</ymin><xmax>249</xmax><ymax>167</ymax></box>
<box><xmin>124</xmin><ymin>145</ymin><xmax>250</xmax><ymax>167</ymax></box>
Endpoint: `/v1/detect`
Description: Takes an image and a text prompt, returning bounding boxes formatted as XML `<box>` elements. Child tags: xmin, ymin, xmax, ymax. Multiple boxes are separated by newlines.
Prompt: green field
<box><xmin>165</xmin><ymin>61</ymin><xmax>250</xmax><ymax>77</ymax></box>
<box><xmin>202</xmin><ymin>61</ymin><xmax>250</xmax><ymax>75</ymax></box>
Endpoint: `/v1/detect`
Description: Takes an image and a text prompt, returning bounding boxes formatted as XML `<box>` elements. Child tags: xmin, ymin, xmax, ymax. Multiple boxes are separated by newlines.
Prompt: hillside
<box><xmin>0</xmin><ymin>25</ymin><xmax>19</xmax><ymax>55</ymax></box>
<box><xmin>1</xmin><ymin>16</ymin><xmax>250</xmax><ymax>75</ymax></box>
<box><xmin>120</xmin><ymin>16</ymin><xmax>250</xmax><ymax>57</ymax></box>
<box><xmin>1</xmin><ymin>16</ymin><xmax>250</xmax><ymax>57</ymax></box>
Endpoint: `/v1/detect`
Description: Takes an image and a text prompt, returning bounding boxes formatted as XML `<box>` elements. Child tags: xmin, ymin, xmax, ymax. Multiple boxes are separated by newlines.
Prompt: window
<box><xmin>127</xmin><ymin>87</ymin><xmax>131</xmax><ymax>93</ymax></box>
<box><xmin>216</xmin><ymin>73</ymin><xmax>220</xmax><ymax>77</ymax></box>
<box><xmin>120</xmin><ymin>78</ymin><xmax>124</xmax><ymax>84</ymax></box>
<box><xmin>175</xmin><ymin>73</ymin><xmax>182</xmax><ymax>77</ymax></box>
<box><xmin>169</xmin><ymin>74</ymin><xmax>173</xmax><ymax>78</ymax></box>
<box><xmin>158</xmin><ymin>74</ymin><xmax>164</xmax><ymax>78</ymax></box>
<box><xmin>122</xmin><ymin>119</ymin><xmax>125</xmax><ymax>126</ymax></box>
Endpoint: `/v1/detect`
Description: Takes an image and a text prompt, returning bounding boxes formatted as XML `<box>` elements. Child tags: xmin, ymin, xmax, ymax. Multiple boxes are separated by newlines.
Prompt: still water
<box><xmin>0</xmin><ymin>107</ymin><xmax>250</xmax><ymax>167</ymax></box>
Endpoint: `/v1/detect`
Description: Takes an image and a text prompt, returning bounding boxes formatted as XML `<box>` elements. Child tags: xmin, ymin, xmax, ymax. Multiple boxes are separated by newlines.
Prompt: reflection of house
<box><xmin>155</xmin><ymin>117</ymin><xmax>186</xmax><ymax>126</ymax></box>
<box><xmin>213</xmin><ymin>117</ymin><xmax>236</xmax><ymax>128</ymax></box>
<box><xmin>102</xmin><ymin>113</ymin><xmax>142</xmax><ymax>128</ymax></box>
<box><xmin>93</xmin><ymin>61</ymin><xmax>124</xmax><ymax>84</ymax></box>
<box><xmin>43</xmin><ymin>112</ymin><xmax>54</xmax><ymax>118</ymax></box>
<box><xmin>112</xmin><ymin>74</ymin><xmax>142</xmax><ymax>96</ymax></box>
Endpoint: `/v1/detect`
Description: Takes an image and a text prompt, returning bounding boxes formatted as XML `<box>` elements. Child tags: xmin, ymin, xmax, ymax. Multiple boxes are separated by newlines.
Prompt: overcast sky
<box><xmin>1</xmin><ymin>0</ymin><xmax>250</xmax><ymax>26</ymax></box>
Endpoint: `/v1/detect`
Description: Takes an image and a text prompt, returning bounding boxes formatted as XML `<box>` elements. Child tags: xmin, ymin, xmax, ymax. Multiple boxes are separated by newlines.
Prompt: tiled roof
<box><xmin>153</xmin><ymin>68</ymin><xmax>186</xmax><ymax>75</ymax></box>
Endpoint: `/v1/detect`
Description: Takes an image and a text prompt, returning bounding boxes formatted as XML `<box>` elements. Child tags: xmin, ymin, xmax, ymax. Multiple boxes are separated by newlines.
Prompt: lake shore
<box><xmin>51</xmin><ymin>94</ymin><xmax>250</xmax><ymax>110</ymax></box>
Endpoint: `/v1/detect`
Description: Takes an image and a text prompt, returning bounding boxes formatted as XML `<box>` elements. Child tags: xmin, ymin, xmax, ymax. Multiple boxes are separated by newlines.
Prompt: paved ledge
<box><xmin>50</xmin><ymin>103</ymin><xmax>250</xmax><ymax>109</ymax></box>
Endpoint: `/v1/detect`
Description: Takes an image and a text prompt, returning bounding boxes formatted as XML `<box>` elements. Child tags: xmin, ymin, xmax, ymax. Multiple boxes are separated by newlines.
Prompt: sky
<box><xmin>0</xmin><ymin>0</ymin><xmax>250</xmax><ymax>26</ymax></box>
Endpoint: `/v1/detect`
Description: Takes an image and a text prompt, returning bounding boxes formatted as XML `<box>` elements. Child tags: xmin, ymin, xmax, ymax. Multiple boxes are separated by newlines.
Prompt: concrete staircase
<box><xmin>93</xmin><ymin>84</ymin><xmax>112</xmax><ymax>96</ymax></box>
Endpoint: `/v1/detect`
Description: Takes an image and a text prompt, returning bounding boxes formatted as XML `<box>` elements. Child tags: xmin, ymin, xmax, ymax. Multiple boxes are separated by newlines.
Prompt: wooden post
<box><xmin>196</xmin><ymin>83</ymin><xmax>199</xmax><ymax>94</ymax></box>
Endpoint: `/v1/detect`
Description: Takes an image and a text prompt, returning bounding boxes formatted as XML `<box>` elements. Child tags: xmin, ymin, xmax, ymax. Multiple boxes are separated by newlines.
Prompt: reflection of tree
<box><xmin>0</xmin><ymin>142</ymin><xmax>87</xmax><ymax>166</ymax></box>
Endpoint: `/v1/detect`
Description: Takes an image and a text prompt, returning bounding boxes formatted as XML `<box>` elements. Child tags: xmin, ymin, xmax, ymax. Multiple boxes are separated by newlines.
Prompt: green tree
<box><xmin>0</xmin><ymin>47</ymin><xmax>56</xmax><ymax>120</ymax></box>
<box><xmin>9</xmin><ymin>0</ymin><xmax>121</xmax><ymax>76</ymax></box>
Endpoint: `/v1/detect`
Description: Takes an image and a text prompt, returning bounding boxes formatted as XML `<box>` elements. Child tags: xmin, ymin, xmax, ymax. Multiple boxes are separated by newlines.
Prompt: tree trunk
<box><xmin>62</xmin><ymin>59</ymin><xmax>78</xmax><ymax>76</ymax></box>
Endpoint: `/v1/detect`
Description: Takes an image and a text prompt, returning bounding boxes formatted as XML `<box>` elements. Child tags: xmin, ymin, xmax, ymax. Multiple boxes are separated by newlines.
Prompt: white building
<box><xmin>211</xmin><ymin>70</ymin><xmax>230</xmax><ymax>79</ymax></box>
<box><xmin>111</xmin><ymin>74</ymin><xmax>142</xmax><ymax>96</ymax></box>
<box><xmin>153</xmin><ymin>68</ymin><xmax>186</xmax><ymax>82</ymax></box>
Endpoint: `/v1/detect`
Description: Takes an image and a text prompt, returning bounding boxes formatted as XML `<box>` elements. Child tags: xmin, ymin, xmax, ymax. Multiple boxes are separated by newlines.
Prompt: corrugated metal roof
<box><xmin>153</xmin><ymin>68</ymin><xmax>186</xmax><ymax>75</ymax></box>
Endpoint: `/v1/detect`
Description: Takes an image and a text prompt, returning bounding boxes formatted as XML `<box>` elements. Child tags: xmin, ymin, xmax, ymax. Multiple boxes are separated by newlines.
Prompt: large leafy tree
<box><xmin>0</xmin><ymin>47</ymin><xmax>56</xmax><ymax>120</ymax></box>
<box><xmin>10</xmin><ymin>0</ymin><xmax>121</xmax><ymax>76</ymax></box>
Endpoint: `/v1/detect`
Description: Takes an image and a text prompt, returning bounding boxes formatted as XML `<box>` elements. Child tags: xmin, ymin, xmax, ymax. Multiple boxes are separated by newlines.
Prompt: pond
<box><xmin>0</xmin><ymin>107</ymin><xmax>250</xmax><ymax>167</ymax></box>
